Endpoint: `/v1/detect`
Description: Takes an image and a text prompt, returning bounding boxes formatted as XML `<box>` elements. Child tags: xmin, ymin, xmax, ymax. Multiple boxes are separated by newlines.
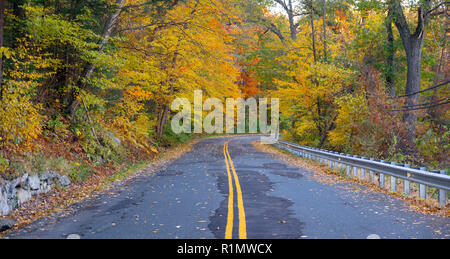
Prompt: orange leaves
<box><xmin>124</xmin><ymin>86</ymin><xmax>152</xmax><ymax>103</ymax></box>
<box><xmin>238</xmin><ymin>70</ymin><xmax>261</xmax><ymax>98</ymax></box>
<box><xmin>116</xmin><ymin>0</ymin><xmax>241</xmax><ymax>105</ymax></box>
<box><xmin>334</xmin><ymin>9</ymin><xmax>349</xmax><ymax>34</ymax></box>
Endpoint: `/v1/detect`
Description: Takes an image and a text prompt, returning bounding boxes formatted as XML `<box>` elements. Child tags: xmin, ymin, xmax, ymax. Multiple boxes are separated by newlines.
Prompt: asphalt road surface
<box><xmin>8</xmin><ymin>136</ymin><xmax>450</xmax><ymax>239</ymax></box>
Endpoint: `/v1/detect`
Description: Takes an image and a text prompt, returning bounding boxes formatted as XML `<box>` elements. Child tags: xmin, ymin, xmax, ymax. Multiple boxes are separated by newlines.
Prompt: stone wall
<box><xmin>0</xmin><ymin>171</ymin><xmax>70</xmax><ymax>215</ymax></box>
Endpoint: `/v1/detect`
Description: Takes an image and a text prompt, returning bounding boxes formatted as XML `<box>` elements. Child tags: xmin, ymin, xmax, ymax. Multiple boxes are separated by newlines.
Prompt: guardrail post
<box><xmin>337</xmin><ymin>156</ymin><xmax>343</xmax><ymax>171</ymax></box>
<box><xmin>403</xmin><ymin>164</ymin><xmax>410</xmax><ymax>196</ymax></box>
<box><xmin>419</xmin><ymin>167</ymin><xmax>427</xmax><ymax>200</ymax></box>
<box><xmin>390</xmin><ymin>162</ymin><xmax>397</xmax><ymax>192</ymax></box>
<box><xmin>369</xmin><ymin>158</ymin><xmax>375</xmax><ymax>182</ymax></box>
<box><xmin>352</xmin><ymin>158</ymin><xmax>358</xmax><ymax>178</ymax></box>
<box><xmin>331</xmin><ymin>153</ymin><xmax>336</xmax><ymax>168</ymax></box>
<box><xmin>360</xmin><ymin>158</ymin><xmax>366</xmax><ymax>180</ymax></box>
<box><xmin>379</xmin><ymin>160</ymin><xmax>385</xmax><ymax>188</ymax></box>
<box><xmin>439</xmin><ymin>170</ymin><xmax>447</xmax><ymax>206</ymax></box>
<box><xmin>345</xmin><ymin>156</ymin><xmax>351</xmax><ymax>176</ymax></box>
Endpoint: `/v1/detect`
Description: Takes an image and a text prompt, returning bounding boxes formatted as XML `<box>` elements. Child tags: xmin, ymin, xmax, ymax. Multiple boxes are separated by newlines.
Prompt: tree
<box><xmin>274</xmin><ymin>0</ymin><xmax>300</xmax><ymax>40</ymax></box>
<box><xmin>385</xmin><ymin>7</ymin><xmax>395</xmax><ymax>96</ymax></box>
<box><xmin>388</xmin><ymin>0</ymin><xmax>443</xmax><ymax>154</ymax></box>
<box><xmin>113</xmin><ymin>0</ymin><xmax>241</xmax><ymax>137</ymax></box>
<box><xmin>321</xmin><ymin>0</ymin><xmax>327</xmax><ymax>62</ymax></box>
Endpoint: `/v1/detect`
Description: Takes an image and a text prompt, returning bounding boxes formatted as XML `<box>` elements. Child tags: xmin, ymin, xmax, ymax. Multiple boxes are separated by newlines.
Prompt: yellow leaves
<box><xmin>328</xmin><ymin>94</ymin><xmax>369</xmax><ymax>147</ymax></box>
<box><xmin>271</xmin><ymin>22</ymin><xmax>358</xmax><ymax>146</ymax></box>
<box><xmin>0</xmin><ymin>91</ymin><xmax>42</xmax><ymax>152</ymax></box>
<box><xmin>295</xmin><ymin>119</ymin><xmax>316</xmax><ymax>139</ymax></box>
<box><xmin>0</xmin><ymin>46</ymin><xmax>13</xmax><ymax>59</ymax></box>
<box><xmin>150</xmin><ymin>146</ymin><xmax>159</xmax><ymax>154</ymax></box>
<box><xmin>97</xmin><ymin>0</ymin><xmax>241</xmax><ymax>152</ymax></box>
<box><xmin>0</xmin><ymin>37</ymin><xmax>50</xmax><ymax>152</ymax></box>
<box><xmin>134</xmin><ymin>114</ymin><xmax>154</xmax><ymax>138</ymax></box>
<box><xmin>106</xmin><ymin>112</ymin><xmax>157</xmax><ymax>154</ymax></box>
<box><xmin>114</xmin><ymin>0</ymin><xmax>241</xmax><ymax>122</ymax></box>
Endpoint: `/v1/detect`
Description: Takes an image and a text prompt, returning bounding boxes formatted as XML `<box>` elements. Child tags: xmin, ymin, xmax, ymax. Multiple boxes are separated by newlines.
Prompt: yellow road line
<box><xmin>226</xmin><ymin>141</ymin><xmax>247</xmax><ymax>239</ymax></box>
<box><xmin>224</xmin><ymin>139</ymin><xmax>247</xmax><ymax>239</ymax></box>
<box><xmin>223</xmin><ymin>141</ymin><xmax>234</xmax><ymax>239</ymax></box>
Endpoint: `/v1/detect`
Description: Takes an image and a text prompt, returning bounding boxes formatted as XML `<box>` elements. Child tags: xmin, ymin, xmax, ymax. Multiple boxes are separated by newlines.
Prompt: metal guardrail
<box><xmin>275</xmin><ymin>140</ymin><xmax>450</xmax><ymax>206</ymax></box>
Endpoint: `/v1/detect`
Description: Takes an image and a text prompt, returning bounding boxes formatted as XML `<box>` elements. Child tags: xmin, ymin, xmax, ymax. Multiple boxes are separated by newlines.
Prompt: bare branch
<box><xmin>274</xmin><ymin>0</ymin><xmax>289</xmax><ymax>13</ymax></box>
<box><xmin>426</xmin><ymin>1</ymin><xmax>450</xmax><ymax>16</ymax></box>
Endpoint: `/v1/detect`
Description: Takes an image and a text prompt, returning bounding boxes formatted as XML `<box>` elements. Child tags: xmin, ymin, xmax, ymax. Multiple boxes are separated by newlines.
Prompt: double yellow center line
<box><xmin>223</xmin><ymin>139</ymin><xmax>247</xmax><ymax>239</ymax></box>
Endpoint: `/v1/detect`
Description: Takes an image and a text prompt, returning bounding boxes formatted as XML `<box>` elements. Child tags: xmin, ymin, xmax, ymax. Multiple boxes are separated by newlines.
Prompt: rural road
<box><xmin>8</xmin><ymin>136</ymin><xmax>450</xmax><ymax>239</ymax></box>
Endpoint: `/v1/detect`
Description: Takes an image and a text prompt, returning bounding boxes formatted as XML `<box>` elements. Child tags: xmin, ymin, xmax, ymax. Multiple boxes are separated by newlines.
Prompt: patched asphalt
<box><xmin>7</xmin><ymin>136</ymin><xmax>450</xmax><ymax>239</ymax></box>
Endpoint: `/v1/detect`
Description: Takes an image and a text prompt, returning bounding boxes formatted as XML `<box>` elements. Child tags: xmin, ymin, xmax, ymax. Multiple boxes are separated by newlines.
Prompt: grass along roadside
<box><xmin>251</xmin><ymin>141</ymin><xmax>449</xmax><ymax>218</ymax></box>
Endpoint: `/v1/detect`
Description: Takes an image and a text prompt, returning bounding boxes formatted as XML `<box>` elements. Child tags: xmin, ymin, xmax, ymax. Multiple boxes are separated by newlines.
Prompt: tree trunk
<box><xmin>309</xmin><ymin>0</ymin><xmax>317</xmax><ymax>63</ymax></box>
<box><xmin>288</xmin><ymin>1</ymin><xmax>297</xmax><ymax>41</ymax></box>
<box><xmin>389</xmin><ymin>0</ymin><xmax>431</xmax><ymax>154</ymax></box>
<box><xmin>274</xmin><ymin>0</ymin><xmax>297</xmax><ymax>41</ymax></box>
<box><xmin>157</xmin><ymin>104</ymin><xmax>169</xmax><ymax>137</ymax></box>
<box><xmin>69</xmin><ymin>0</ymin><xmax>126</xmax><ymax>117</ymax></box>
<box><xmin>385</xmin><ymin>8</ymin><xmax>395</xmax><ymax>96</ymax></box>
<box><xmin>321</xmin><ymin>0</ymin><xmax>327</xmax><ymax>63</ymax></box>
<box><xmin>156</xmin><ymin>48</ymin><xmax>179</xmax><ymax>137</ymax></box>
<box><xmin>83</xmin><ymin>0</ymin><xmax>126</xmax><ymax>80</ymax></box>
<box><xmin>402</xmin><ymin>38</ymin><xmax>423</xmax><ymax>145</ymax></box>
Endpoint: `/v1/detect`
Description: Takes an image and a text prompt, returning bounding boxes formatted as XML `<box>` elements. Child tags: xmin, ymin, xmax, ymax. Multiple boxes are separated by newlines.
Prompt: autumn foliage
<box><xmin>255</xmin><ymin>1</ymin><xmax>449</xmax><ymax>169</ymax></box>
<box><xmin>0</xmin><ymin>0</ymin><xmax>448</xmax><ymax>182</ymax></box>
<box><xmin>0</xmin><ymin>0</ymin><xmax>244</xmax><ymax>180</ymax></box>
